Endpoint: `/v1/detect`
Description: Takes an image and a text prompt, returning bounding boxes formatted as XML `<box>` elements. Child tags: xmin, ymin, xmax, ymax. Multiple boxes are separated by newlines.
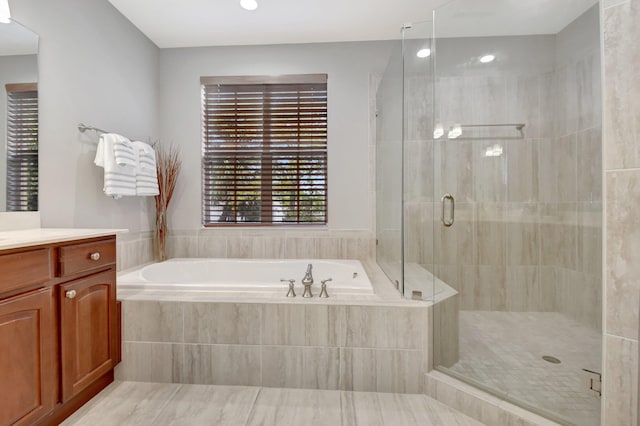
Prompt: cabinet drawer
<box><xmin>59</xmin><ymin>239</ymin><xmax>116</xmax><ymax>277</ymax></box>
<box><xmin>0</xmin><ymin>248</ymin><xmax>52</xmax><ymax>295</ymax></box>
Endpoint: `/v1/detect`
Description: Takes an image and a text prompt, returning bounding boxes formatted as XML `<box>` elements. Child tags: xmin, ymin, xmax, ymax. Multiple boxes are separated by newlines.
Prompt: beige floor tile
<box><xmin>61</xmin><ymin>381</ymin><xmax>181</xmax><ymax>426</ymax></box>
<box><xmin>63</xmin><ymin>382</ymin><xmax>482</xmax><ymax>426</ymax></box>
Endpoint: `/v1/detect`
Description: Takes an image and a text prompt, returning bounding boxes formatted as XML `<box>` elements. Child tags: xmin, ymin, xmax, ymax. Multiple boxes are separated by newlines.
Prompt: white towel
<box><xmin>132</xmin><ymin>141</ymin><xmax>159</xmax><ymax>196</ymax></box>
<box><xmin>94</xmin><ymin>133</ymin><xmax>137</xmax><ymax>198</ymax></box>
<box><xmin>114</xmin><ymin>138</ymin><xmax>137</xmax><ymax>167</ymax></box>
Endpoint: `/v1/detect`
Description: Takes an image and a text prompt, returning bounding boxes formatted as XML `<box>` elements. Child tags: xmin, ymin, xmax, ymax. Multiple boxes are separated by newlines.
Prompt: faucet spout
<box><xmin>302</xmin><ymin>263</ymin><xmax>314</xmax><ymax>297</ymax></box>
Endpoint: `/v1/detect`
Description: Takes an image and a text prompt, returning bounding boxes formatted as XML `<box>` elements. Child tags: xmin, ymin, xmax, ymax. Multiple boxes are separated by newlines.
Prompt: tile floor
<box><xmin>62</xmin><ymin>381</ymin><xmax>483</xmax><ymax>426</ymax></box>
<box><xmin>447</xmin><ymin>311</ymin><xmax>602</xmax><ymax>426</ymax></box>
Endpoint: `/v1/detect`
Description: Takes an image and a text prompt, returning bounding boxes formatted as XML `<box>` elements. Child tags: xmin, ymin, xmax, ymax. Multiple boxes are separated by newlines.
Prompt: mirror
<box><xmin>0</xmin><ymin>19</ymin><xmax>38</xmax><ymax>211</ymax></box>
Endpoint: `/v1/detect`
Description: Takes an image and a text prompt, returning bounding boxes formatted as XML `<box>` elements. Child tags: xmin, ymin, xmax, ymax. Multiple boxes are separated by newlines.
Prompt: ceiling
<box><xmin>0</xmin><ymin>0</ymin><xmax>600</xmax><ymax>54</ymax></box>
<box><xmin>108</xmin><ymin>0</ymin><xmax>599</xmax><ymax>49</ymax></box>
<box><xmin>0</xmin><ymin>20</ymin><xmax>38</xmax><ymax>56</ymax></box>
<box><xmin>434</xmin><ymin>0</ymin><xmax>599</xmax><ymax>39</ymax></box>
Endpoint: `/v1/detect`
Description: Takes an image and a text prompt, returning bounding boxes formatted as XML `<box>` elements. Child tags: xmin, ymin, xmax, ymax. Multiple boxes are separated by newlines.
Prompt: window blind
<box><xmin>6</xmin><ymin>83</ymin><xmax>38</xmax><ymax>212</ymax></box>
<box><xmin>201</xmin><ymin>75</ymin><xmax>327</xmax><ymax>225</ymax></box>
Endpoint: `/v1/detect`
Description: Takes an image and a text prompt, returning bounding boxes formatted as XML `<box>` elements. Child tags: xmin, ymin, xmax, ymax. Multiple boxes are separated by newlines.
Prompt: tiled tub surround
<box><xmin>116</xmin><ymin>230</ymin><xmax>154</xmax><ymax>271</ymax></box>
<box><xmin>165</xmin><ymin>229</ymin><xmax>376</xmax><ymax>262</ymax></box>
<box><xmin>117</xmin><ymin>299</ymin><xmax>429</xmax><ymax>393</ymax></box>
<box><xmin>116</xmin><ymin>261</ymin><xmax>443</xmax><ymax>394</ymax></box>
<box><xmin>115</xmin><ymin>229</ymin><xmax>375</xmax><ymax>273</ymax></box>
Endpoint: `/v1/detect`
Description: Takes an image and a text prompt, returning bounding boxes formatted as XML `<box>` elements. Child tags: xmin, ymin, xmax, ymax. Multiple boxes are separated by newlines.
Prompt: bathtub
<box><xmin>117</xmin><ymin>258</ymin><xmax>375</xmax><ymax>297</ymax></box>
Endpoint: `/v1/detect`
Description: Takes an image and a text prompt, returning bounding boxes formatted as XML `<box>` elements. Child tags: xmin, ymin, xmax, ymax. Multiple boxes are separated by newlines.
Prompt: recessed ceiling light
<box><xmin>0</xmin><ymin>0</ymin><xmax>11</xmax><ymax>24</ymax></box>
<box><xmin>416</xmin><ymin>48</ymin><xmax>431</xmax><ymax>58</ymax></box>
<box><xmin>240</xmin><ymin>0</ymin><xmax>258</xmax><ymax>11</ymax></box>
<box><xmin>480</xmin><ymin>54</ymin><xmax>495</xmax><ymax>64</ymax></box>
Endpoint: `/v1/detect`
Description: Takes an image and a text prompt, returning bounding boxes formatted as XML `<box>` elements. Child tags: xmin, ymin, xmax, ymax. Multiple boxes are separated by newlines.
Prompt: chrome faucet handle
<box><xmin>281</xmin><ymin>279</ymin><xmax>296</xmax><ymax>298</ymax></box>
<box><xmin>319</xmin><ymin>278</ymin><xmax>332</xmax><ymax>298</ymax></box>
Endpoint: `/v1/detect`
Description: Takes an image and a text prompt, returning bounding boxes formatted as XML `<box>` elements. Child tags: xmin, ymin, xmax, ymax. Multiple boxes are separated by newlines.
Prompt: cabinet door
<box><xmin>59</xmin><ymin>269</ymin><xmax>116</xmax><ymax>402</ymax></box>
<box><xmin>0</xmin><ymin>288</ymin><xmax>55</xmax><ymax>426</ymax></box>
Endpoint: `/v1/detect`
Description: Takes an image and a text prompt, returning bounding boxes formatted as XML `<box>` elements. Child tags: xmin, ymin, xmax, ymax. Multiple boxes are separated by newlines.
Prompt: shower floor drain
<box><xmin>542</xmin><ymin>355</ymin><xmax>561</xmax><ymax>364</ymax></box>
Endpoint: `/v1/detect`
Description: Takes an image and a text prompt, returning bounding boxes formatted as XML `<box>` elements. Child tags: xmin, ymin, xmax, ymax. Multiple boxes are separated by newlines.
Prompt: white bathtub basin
<box><xmin>118</xmin><ymin>258</ymin><xmax>374</xmax><ymax>296</ymax></box>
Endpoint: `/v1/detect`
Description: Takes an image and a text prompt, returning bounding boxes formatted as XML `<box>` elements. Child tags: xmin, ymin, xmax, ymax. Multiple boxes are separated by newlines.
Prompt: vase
<box><xmin>155</xmin><ymin>209</ymin><xmax>167</xmax><ymax>261</ymax></box>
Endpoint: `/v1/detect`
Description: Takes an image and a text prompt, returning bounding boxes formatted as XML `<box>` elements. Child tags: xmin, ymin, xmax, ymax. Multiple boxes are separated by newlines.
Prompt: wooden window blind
<box><xmin>201</xmin><ymin>75</ymin><xmax>327</xmax><ymax>226</ymax></box>
<box><xmin>5</xmin><ymin>83</ymin><xmax>38</xmax><ymax>212</ymax></box>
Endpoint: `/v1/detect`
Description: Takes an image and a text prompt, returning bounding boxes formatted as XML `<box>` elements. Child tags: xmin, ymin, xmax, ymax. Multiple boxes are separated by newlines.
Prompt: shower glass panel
<box><xmin>432</xmin><ymin>1</ymin><xmax>603</xmax><ymax>425</ymax></box>
<box><xmin>401</xmin><ymin>21</ymin><xmax>436</xmax><ymax>302</ymax></box>
<box><xmin>376</xmin><ymin>41</ymin><xmax>404</xmax><ymax>292</ymax></box>
<box><xmin>376</xmin><ymin>21</ymin><xmax>437</xmax><ymax>302</ymax></box>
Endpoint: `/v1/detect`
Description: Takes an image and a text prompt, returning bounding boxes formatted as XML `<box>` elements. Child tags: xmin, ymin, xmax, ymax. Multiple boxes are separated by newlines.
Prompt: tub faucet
<box><xmin>319</xmin><ymin>278</ymin><xmax>332</xmax><ymax>298</ymax></box>
<box><xmin>302</xmin><ymin>263</ymin><xmax>313</xmax><ymax>298</ymax></box>
<box><xmin>281</xmin><ymin>279</ymin><xmax>296</xmax><ymax>298</ymax></box>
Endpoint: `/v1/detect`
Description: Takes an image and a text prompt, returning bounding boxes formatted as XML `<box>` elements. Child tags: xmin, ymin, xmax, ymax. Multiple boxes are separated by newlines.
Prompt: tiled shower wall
<box><xmin>549</xmin><ymin>7</ymin><xmax>602</xmax><ymax>330</ymax></box>
<box><xmin>402</xmin><ymin>7</ymin><xmax>602</xmax><ymax>331</ymax></box>
<box><xmin>601</xmin><ymin>0</ymin><xmax>640</xmax><ymax>423</ymax></box>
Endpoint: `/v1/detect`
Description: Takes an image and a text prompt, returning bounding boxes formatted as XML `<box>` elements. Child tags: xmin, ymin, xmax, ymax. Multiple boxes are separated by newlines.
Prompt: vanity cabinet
<box><xmin>59</xmin><ymin>269</ymin><xmax>116</xmax><ymax>402</ymax></box>
<box><xmin>0</xmin><ymin>287</ymin><xmax>55</xmax><ymax>426</ymax></box>
<box><xmin>0</xmin><ymin>235</ymin><xmax>119</xmax><ymax>426</ymax></box>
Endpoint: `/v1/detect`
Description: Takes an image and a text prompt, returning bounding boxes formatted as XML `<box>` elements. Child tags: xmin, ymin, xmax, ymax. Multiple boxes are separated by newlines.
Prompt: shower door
<box><xmin>431</xmin><ymin>1</ymin><xmax>603</xmax><ymax>425</ymax></box>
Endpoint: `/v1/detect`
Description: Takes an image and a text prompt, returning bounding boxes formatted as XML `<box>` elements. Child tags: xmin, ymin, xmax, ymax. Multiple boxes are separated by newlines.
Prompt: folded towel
<box><xmin>114</xmin><ymin>138</ymin><xmax>137</xmax><ymax>167</ymax></box>
<box><xmin>94</xmin><ymin>133</ymin><xmax>137</xmax><ymax>198</ymax></box>
<box><xmin>132</xmin><ymin>141</ymin><xmax>159</xmax><ymax>196</ymax></box>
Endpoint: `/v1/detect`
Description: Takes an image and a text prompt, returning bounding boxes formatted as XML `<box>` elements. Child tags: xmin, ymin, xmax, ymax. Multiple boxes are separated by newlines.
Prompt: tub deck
<box><xmin>117</xmin><ymin>260</ymin><xmax>455</xmax><ymax>306</ymax></box>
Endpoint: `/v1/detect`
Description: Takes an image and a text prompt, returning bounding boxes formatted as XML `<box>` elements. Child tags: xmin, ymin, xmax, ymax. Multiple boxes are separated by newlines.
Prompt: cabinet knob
<box><xmin>66</xmin><ymin>290</ymin><xmax>77</xmax><ymax>299</ymax></box>
<box><xmin>90</xmin><ymin>252</ymin><xmax>101</xmax><ymax>261</ymax></box>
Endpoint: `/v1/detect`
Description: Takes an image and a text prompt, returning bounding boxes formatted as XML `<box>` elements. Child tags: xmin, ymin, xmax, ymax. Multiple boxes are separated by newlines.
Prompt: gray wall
<box><xmin>159</xmin><ymin>41</ymin><xmax>395</xmax><ymax>232</ymax></box>
<box><xmin>11</xmin><ymin>0</ymin><xmax>160</xmax><ymax>232</ymax></box>
<box><xmin>0</xmin><ymin>54</ymin><xmax>37</xmax><ymax>211</ymax></box>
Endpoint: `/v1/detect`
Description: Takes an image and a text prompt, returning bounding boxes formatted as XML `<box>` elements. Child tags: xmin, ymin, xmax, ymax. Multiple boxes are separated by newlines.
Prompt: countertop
<box><xmin>0</xmin><ymin>228</ymin><xmax>128</xmax><ymax>251</ymax></box>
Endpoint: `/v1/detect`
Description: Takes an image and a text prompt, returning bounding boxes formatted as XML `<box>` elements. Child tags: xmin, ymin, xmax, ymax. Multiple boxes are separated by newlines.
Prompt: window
<box><xmin>201</xmin><ymin>74</ymin><xmax>327</xmax><ymax>226</ymax></box>
<box><xmin>5</xmin><ymin>83</ymin><xmax>38</xmax><ymax>212</ymax></box>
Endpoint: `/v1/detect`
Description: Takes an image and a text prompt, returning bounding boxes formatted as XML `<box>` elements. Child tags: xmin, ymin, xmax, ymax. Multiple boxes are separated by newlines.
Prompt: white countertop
<box><xmin>0</xmin><ymin>228</ymin><xmax>128</xmax><ymax>251</ymax></box>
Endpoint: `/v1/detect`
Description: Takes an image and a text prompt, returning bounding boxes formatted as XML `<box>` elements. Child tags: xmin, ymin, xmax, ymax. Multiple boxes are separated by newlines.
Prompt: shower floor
<box><xmin>448</xmin><ymin>311</ymin><xmax>601</xmax><ymax>426</ymax></box>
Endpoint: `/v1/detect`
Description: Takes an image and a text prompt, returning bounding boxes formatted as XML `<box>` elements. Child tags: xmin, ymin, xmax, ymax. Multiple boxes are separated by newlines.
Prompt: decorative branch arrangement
<box><xmin>154</xmin><ymin>142</ymin><xmax>182</xmax><ymax>261</ymax></box>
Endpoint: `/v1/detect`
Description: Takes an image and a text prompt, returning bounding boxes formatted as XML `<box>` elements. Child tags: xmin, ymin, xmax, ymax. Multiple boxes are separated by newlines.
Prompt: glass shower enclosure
<box><xmin>376</xmin><ymin>20</ymin><xmax>436</xmax><ymax>303</ymax></box>
<box><xmin>376</xmin><ymin>1</ymin><xmax>603</xmax><ymax>425</ymax></box>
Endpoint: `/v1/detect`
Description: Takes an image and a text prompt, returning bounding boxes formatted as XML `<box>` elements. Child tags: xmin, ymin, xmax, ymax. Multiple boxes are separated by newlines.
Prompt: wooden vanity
<box><xmin>0</xmin><ymin>232</ymin><xmax>120</xmax><ymax>425</ymax></box>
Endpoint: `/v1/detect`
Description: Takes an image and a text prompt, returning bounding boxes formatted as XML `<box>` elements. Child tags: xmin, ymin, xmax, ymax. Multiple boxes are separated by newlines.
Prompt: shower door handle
<box><xmin>441</xmin><ymin>193</ymin><xmax>455</xmax><ymax>227</ymax></box>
